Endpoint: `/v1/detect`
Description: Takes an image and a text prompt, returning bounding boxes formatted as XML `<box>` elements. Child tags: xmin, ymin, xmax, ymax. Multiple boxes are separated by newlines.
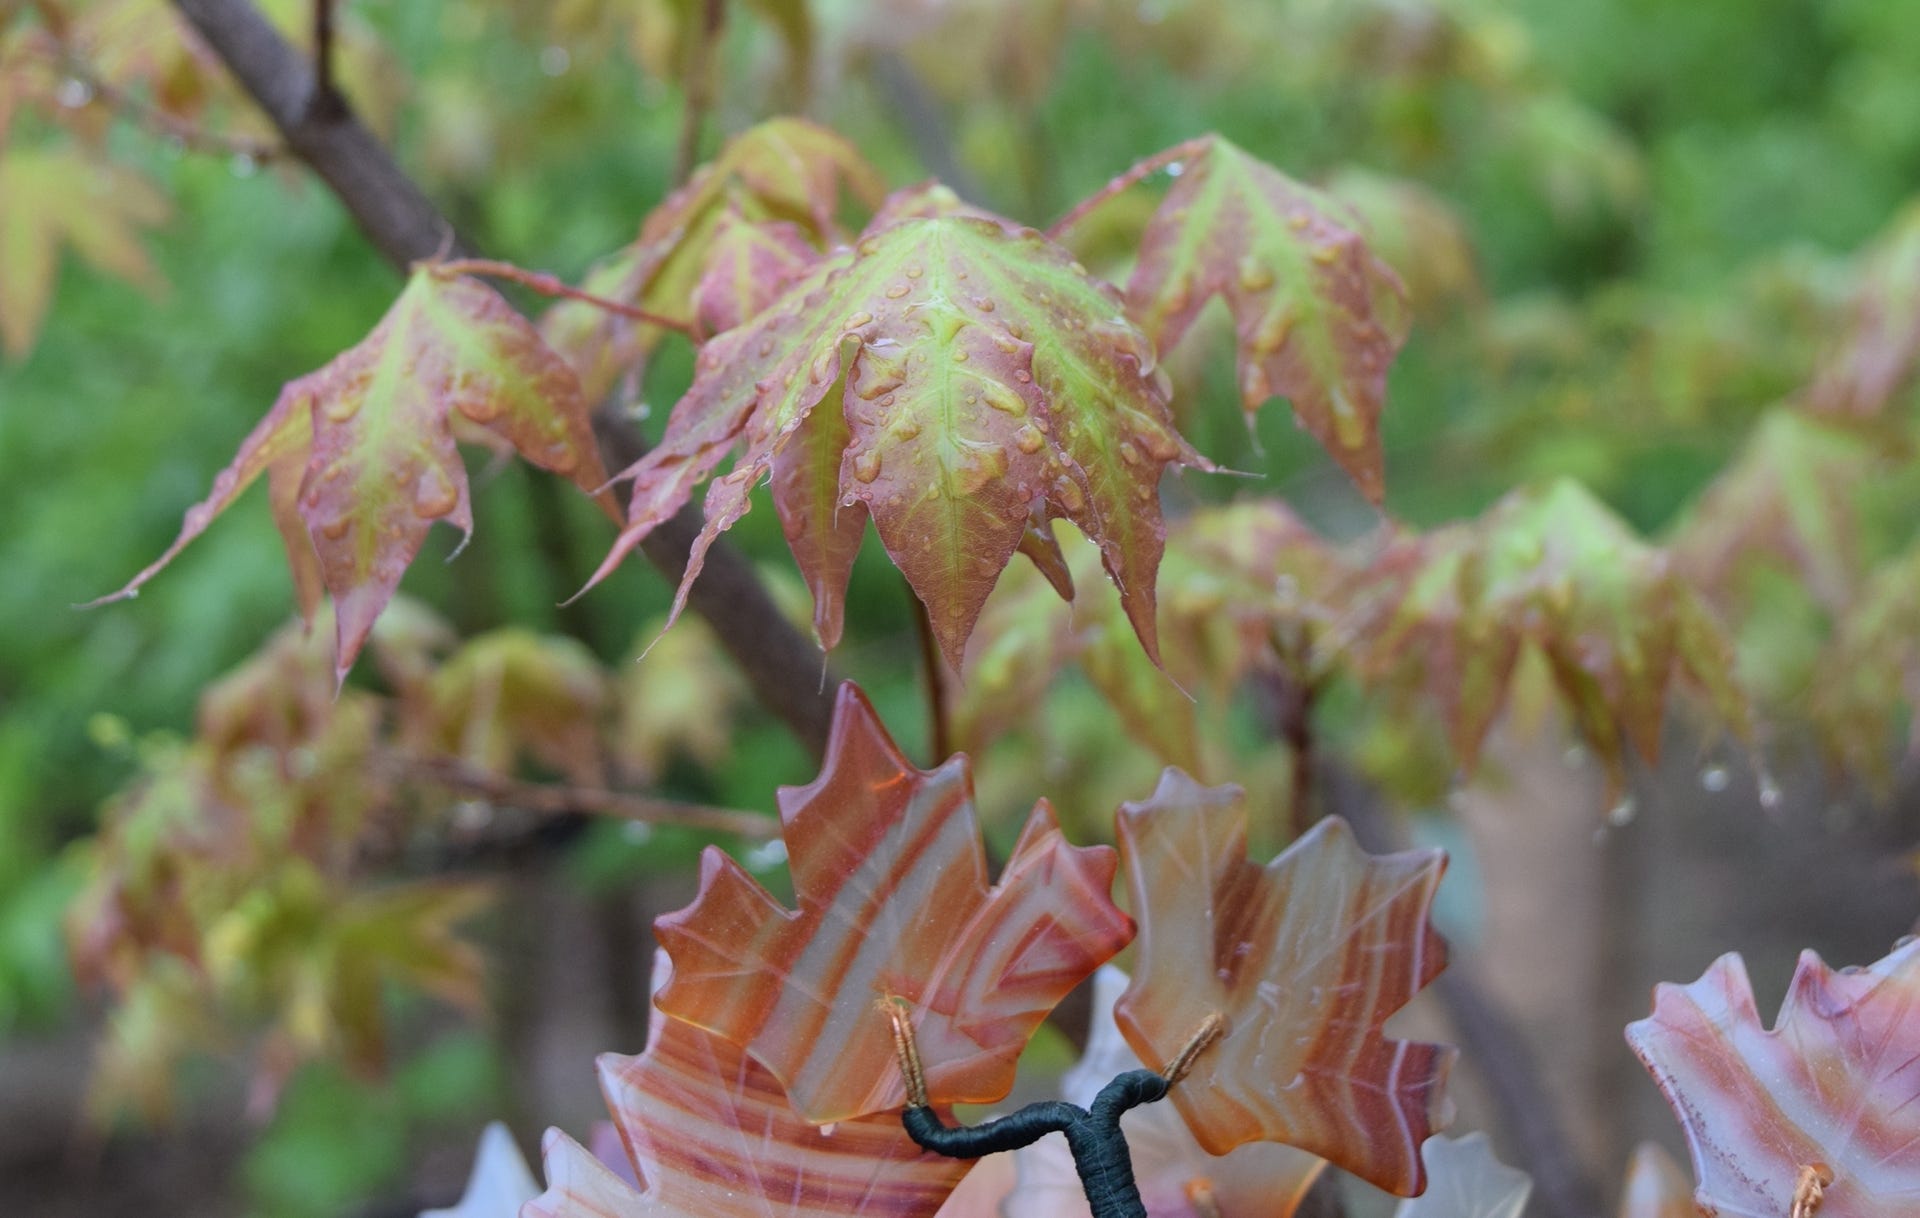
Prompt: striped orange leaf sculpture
<box><xmin>1112</xmin><ymin>770</ymin><xmax>1454</xmax><ymax>1196</ymax></box>
<box><xmin>653</xmin><ymin>682</ymin><xmax>1136</xmax><ymax>1124</ymax></box>
<box><xmin>527</xmin><ymin>957</ymin><xmax>969</xmax><ymax>1218</ymax></box>
<box><xmin>1625</xmin><ymin>937</ymin><xmax>1920</xmax><ymax>1218</ymax></box>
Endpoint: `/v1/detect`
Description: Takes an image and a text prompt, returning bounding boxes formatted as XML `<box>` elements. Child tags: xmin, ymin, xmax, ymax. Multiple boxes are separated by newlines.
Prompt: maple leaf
<box><xmin>1338</xmin><ymin>478</ymin><xmax>1753</xmax><ymax>799</ymax></box>
<box><xmin>91</xmin><ymin>265</ymin><xmax>612</xmax><ymax>683</ymax></box>
<box><xmin>690</xmin><ymin>208</ymin><xmax>819</xmax><ymax>338</ymax></box>
<box><xmin>405</xmin><ymin>629</ymin><xmax>610</xmax><ymax>786</ymax></box>
<box><xmin>1625</xmin><ymin>938</ymin><xmax>1920</xmax><ymax>1218</ymax></box>
<box><xmin>588</xmin><ymin>199</ymin><xmax>1206</xmax><ymax>667</ymax></box>
<box><xmin>1811</xmin><ymin>201</ymin><xmax>1920</xmax><ymax>419</ymax></box>
<box><xmin>1123</xmin><ymin>135</ymin><xmax>1409</xmax><ymax>501</ymax></box>
<box><xmin>611</xmin><ymin>613</ymin><xmax>749</xmax><ymax>784</ymax></box>
<box><xmin>1322</xmin><ymin>167</ymin><xmax>1481</xmax><ymax>322</ymax></box>
<box><xmin>955</xmin><ymin>501</ymin><xmax>1341</xmax><ymax>770</ymax></box>
<box><xmin>1004</xmin><ymin>965</ymin><xmax>1325</xmax><ymax>1218</ymax></box>
<box><xmin>1617</xmin><ymin>1142</ymin><xmax>1694</xmax><ymax>1218</ymax></box>
<box><xmin>539</xmin><ymin>118</ymin><xmax>882</xmax><ymax>400</ymax></box>
<box><xmin>0</xmin><ymin>144</ymin><xmax>168</xmax><ymax>358</ymax></box>
<box><xmin>1390</xmin><ymin>1135</ymin><xmax>1532</xmax><ymax>1218</ymax></box>
<box><xmin>527</xmin><ymin>955</ymin><xmax>970</xmax><ymax>1218</ymax></box>
<box><xmin>1669</xmin><ymin>409</ymin><xmax>1883</xmax><ymax>613</ymax></box>
<box><xmin>1112</xmin><ymin>769</ymin><xmax>1454</xmax><ymax>1196</ymax></box>
<box><xmin>652</xmin><ymin>682</ymin><xmax>1135</xmax><ymax>1123</ymax></box>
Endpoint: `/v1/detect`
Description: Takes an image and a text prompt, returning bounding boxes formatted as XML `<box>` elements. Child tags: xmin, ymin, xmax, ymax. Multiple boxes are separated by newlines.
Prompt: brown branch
<box><xmin>393</xmin><ymin>753</ymin><xmax>776</xmax><ymax>839</ymax></box>
<box><xmin>166</xmin><ymin>0</ymin><xmax>838</xmax><ymax>758</ymax></box>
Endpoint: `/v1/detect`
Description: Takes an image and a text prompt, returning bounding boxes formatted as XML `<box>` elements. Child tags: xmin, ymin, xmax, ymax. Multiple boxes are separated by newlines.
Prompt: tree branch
<box><xmin>167</xmin><ymin>0</ymin><xmax>837</xmax><ymax>758</ymax></box>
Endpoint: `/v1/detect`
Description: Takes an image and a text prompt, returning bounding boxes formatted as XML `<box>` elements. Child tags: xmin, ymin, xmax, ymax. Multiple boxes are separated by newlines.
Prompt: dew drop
<box><xmin>1118</xmin><ymin>441</ymin><xmax>1142</xmax><ymax>465</ymax></box>
<box><xmin>1014</xmin><ymin>369</ymin><xmax>1032</xmax><ymax>383</ymax></box>
<box><xmin>952</xmin><ymin>349</ymin><xmax>969</xmax><ymax>363</ymax></box>
<box><xmin>1053</xmin><ymin>477</ymin><xmax>1085</xmax><ymax>513</ymax></box>
<box><xmin>1288</xmin><ymin>212</ymin><xmax>1311</xmax><ymax>231</ymax></box>
<box><xmin>1164</xmin><ymin>160</ymin><xmax>1184</xmax><ymax>177</ymax></box>
<box><xmin>457</xmin><ymin>392</ymin><xmax>505</xmax><ymax>423</ymax></box>
<box><xmin>56</xmin><ymin>77</ymin><xmax>94</xmax><ymax>108</ymax></box>
<box><xmin>230</xmin><ymin>152</ymin><xmax>260</xmax><ymax>179</ymax></box>
<box><xmin>321</xmin><ymin>516</ymin><xmax>352</xmax><ymax>540</ymax></box>
<box><xmin>892</xmin><ymin>418</ymin><xmax>921</xmax><ymax>440</ymax></box>
<box><xmin>982</xmin><ymin>385</ymin><xmax>1026</xmax><ymax>416</ymax></box>
<box><xmin>1014</xmin><ymin>424</ymin><xmax>1045</xmax><ymax>454</ymax></box>
<box><xmin>885</xmin><ymin>283</ymin><xmax>910</xmax><ymax>299</ymax></box>
<box><xmin>413</xmin><ymin>465</ymin><xmax>460</xmax><ymax>519</ymax></box>
<box><xmin>993</xmin><ymin>333</ymin><xmax>1020</xmax><ymax>354</ymax></box>
<box><xmin>853</xmin><ymin>450</ymin><xmax>882</xmax><ymax>483</ymax></box>
<box><xmin>1311</xmin><ymin>245</ymin><xmax>1340</xmax><ymax>266</ymax></box>
<box><xmin>1606</xmin><ymin>797</ymin><xmax>1637</xmax><ymax>827</ymax></box>
<box><xmin>542</xmin><ymin>442</ymin><xmax>578</xmax><ymax>474</ymax></box>
<box><xmin>1758</xmin><ymin>773</ymin><xmax>1783</xmax><ymax>811</ymax></box>
<box><xmin>321</xmin><ymin>394</ymin><xmax>363</xmax><ymax>423</ymax></box>
<box><xmin>905</xmin><ymin>264</ymin><xmax>924</xmax><ymax>279</ymax></box>
<box><xmin>975</xmin><ymin>297</ymin><xmax>997</xmax><ymax>313</ymax></box>
<box><xmin>1698</xmin><ymin>764</ymin><xmax>1730</xmax><ymax>793</ymax></box>
<box><xmin>859</xmin><ymin>238</ymin><xmax>880</xmax><ymax>257</ymax></box>
<box><xmin>845</xmin><ymin>311</ymin><xmax>874</xmax><ymax>329</ymax></box>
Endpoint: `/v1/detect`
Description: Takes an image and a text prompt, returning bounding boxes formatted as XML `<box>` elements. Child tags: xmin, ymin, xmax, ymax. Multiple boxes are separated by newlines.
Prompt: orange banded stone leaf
<box><xmin>1625</xmin><ymin>939</ymin><xmax>1920</xmax><ymax>1218</ymax></box>
<box><xmin>93</xmin><ymin>267</ymin><xmax>610</xmax><ymax>683</ymax></box>
<box><xmin>1125</xmin><ymin>135</ymin><xmax>1408</xmax><ymax>501</ymax></box>
<box><xmin>1005</xmin><ymin>965</ymin><xmax>1325</xmax><ymax>1218</ymax></box>
<box><xmin>1113</xmin><ymin>770</ymin><xmax>1454</xmax><ymax>1195</ymax></box>
<box><xmin>527</xmin><ymin>967</ymin><xmax>968</xmax><ymax>1218</ymax></box>
<box><xmin>653</xmin><ymin>682</ymin><xmax>1134</xmax><ymax>1123</ymax></box>
<box><xmin>588</xmin><ymin>201</ymin><xmax>1207</xmax><ymax>668</ymax></box>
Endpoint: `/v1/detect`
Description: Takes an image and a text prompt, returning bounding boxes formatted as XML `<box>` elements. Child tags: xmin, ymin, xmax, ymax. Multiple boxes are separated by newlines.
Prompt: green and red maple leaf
<box><xmin>93</xmin><ymin>265</ymin><xmax>613</xmax><ymax>683</ymax></box>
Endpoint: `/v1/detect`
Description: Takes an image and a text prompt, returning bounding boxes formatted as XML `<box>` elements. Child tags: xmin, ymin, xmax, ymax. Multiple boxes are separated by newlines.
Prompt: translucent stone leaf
<box><xmin>1626</xmin><ymin>938</ymin><xmax>1920</xmax><ymax>1218</ymax></box>
<box><xmin>1390</xmin><ymin>1134</ymin><xmax>1531</xmax><ymax>1218</ymax></box>
<box><xmin>420</xmin><ymin>1122</ymin><xmax>539</xmax><ymax>1218</ymax></box>
<box><xmin>587</xmin><ymin>198</ymin><xmax>1206</xmax><ymax>668</ymax></box>
<box><xmin>527</xmin><ymin>966</ymin><xmax>969</xmax><ymax>1218</ymax></box>
<box><xmin>91</xmin><ymin>267</ymin><xmax>611</xmax><ymax>683</ymax></box>
<box><xmin>652</xmin><ymin>683</ymin><xmax>1134</xmax><ymax>1122</ymax></box>
<box><xmin>1114</xmin><ymin>771</ymin><xmax>1454</xmax><ymax>1196</ymax></box>
<box><xmin>1616</xmin><ymin>1142</ymin><xmax>1694</xmax><ymax>1218</ymax></box>
<box><xmin>1005</xmin><ymin>966</ymin><xmax>1325</xmax><ymax>1218</ymax></box>
<box><xmin>1125</xmin><ymin>135</ymin><xmax>1408</xmax><ymax>501</ymax></box>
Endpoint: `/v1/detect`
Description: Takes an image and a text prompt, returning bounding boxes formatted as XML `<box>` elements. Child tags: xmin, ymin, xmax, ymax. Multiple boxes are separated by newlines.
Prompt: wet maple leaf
<box><xmin>539</xmin><ymin>118</ymin><xmax>882</xmax><ymax>400</ymax></box>
<box><xmin>1391</xmin><ymin>1135</ymin><xmax>1532</xmax><ymax>1218</ymax></box>
<box><xmin>652</xmin><ymin>683</ymin><xmax>1134</xmax><ymax>1123</ymax></box>
<box><xmin>1339</xmin><ymin>479</ymin><xmax>1752</xmax><ymax>799</ymax></box>
<box><xmin>528</xmin><ymin>957</ymin><xmax>969</xmax><ymax>1218</ymax></box>
<box><xmin>1811</xmin><ymin>201</ymin><xmax>1920</xmax><ymax>419</ymax></box>
<box><xmin>1004</xmin><ymin>965</ymin><xmax>1325</xmax><ymax>1218</ymax></box>
<box><xmin>1124</xmin><ymin>135</ymin><xmax>1409</xmax><ymax>501</ymax></box>
<box><xmin>91</xmin><ymin>265</ymin><xmax>612</xmax><ymax>684</ymax></box>
<box><xmin>588</xmin><ymin>197</ymin><xmax>1205</xmax><ymax>666</ymax></box>
<box><xmin>1113</xmin><ymin>770</ymin><xmax>1454</xmax><ymax>1196</ymax></box>
<box><xmin>1669</xmin><ymin>409</ymin><xmax>1883</xmax><ymax>613</ymax></box>
<box><xmin>1323</xmin><ymin>167</ymin><xmax>1481</xmax><ymax>322</ymax></box>
<box><xmin>690</xmin><ymin>209</ymin><xmax>819</xmax><ymax>338</ymax></box>
<box><xmin>0</xmin><ymin>144</ymin><xmax>168</xmax><ymax>358</ymax></box>
<box><xmin>1617</xmin><ymin>1143</ymin><xmax>1694</xmax><ymax>1218</ymax></box>
<box><xmin>1625</xmin><ymin>938</ymin><xmax>1920</xmax><ymax>1218</ymax></box>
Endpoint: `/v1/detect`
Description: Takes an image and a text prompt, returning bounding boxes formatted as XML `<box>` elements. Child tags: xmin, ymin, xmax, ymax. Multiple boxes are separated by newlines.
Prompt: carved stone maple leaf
<box><xmin>1626</xmin><ymin>938</ymin><xmax>1920</xmax><ymax>1218</ymax></box>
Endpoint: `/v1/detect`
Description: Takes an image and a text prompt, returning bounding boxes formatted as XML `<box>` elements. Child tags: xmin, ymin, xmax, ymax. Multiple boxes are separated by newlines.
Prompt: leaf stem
<box><xmin>432</xmin><ymin>258</ymin><xmax>699</xmax><ymax>337</ymax></box>
<box><xmin>1045</xmin><ymin>136</ymin><xmax>1211</xmax><ymax>242</ymax></box>
<box><xmin>308</xmin><ymin>0</ymin><xmax>344</xmax><ymax>121</ymax></box>
<box><xmin>910</xmin><ymin>589</ymin><xmax>953</xmax><ymax>765</ymax></box>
